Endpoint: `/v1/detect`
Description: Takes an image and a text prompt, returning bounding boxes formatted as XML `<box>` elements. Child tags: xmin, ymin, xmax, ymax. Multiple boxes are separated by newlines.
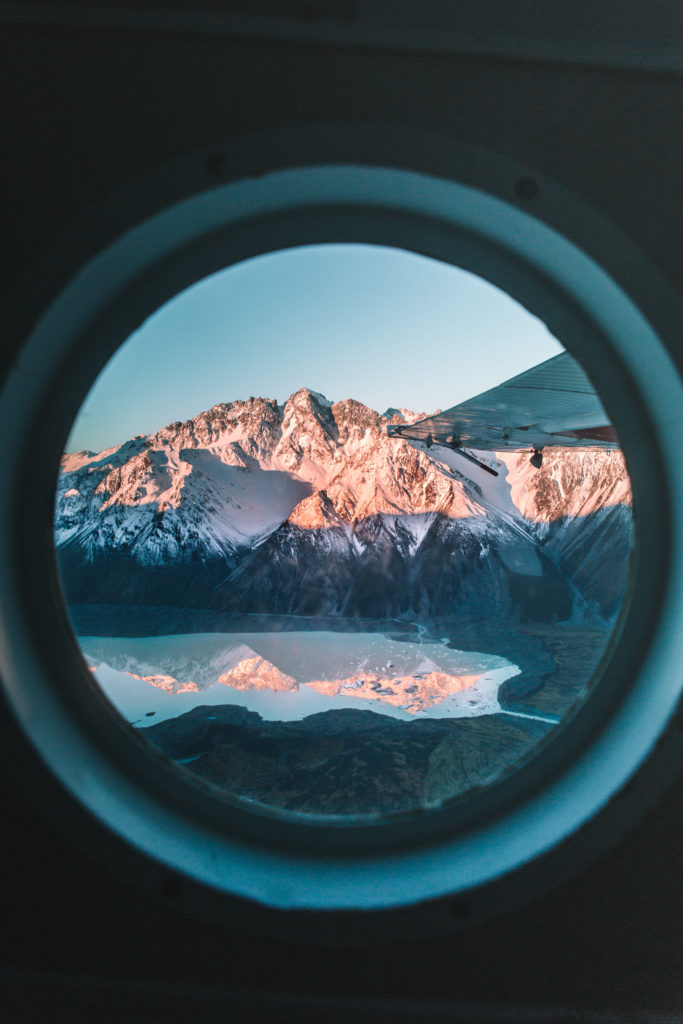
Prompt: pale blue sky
<box><xmin>67</xmin><ymin>244</ymin><xmax>562</xmax><ymax>453</ymax></box>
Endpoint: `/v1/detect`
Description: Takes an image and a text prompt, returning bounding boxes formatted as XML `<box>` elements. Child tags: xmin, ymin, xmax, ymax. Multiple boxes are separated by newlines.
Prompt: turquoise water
<box><xmin>80</xmin><ymin>629</ymin><xmax>519</xmax><ymax>726</ymax></box>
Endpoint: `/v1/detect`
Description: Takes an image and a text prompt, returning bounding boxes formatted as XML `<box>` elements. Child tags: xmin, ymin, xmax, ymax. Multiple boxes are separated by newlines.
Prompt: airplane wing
<box><xmin>387</xmin><ymin>351</ymin><xmax>618</xmax><ymax>455</ymax></box>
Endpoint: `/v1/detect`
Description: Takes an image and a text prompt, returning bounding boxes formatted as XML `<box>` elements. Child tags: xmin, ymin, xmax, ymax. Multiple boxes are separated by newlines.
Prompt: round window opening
<box><xmin>54</xmin><ymin>243</ymin><xmax>635</xmax><ymax>822</ymax></box>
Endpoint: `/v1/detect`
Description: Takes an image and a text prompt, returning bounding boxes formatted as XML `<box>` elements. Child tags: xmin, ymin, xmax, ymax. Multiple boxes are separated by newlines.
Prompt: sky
<box><xmin>67</xmin><ymin>243</ymin><xmax>563</xmax><ymax>453</ymax></box>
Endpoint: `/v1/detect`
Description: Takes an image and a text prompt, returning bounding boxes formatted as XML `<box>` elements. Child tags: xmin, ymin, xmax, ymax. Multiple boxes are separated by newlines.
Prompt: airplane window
<box><xmin>53</xmin><ymin>243</ymin><xmax>634</xmax><ymax>821</ymax></box>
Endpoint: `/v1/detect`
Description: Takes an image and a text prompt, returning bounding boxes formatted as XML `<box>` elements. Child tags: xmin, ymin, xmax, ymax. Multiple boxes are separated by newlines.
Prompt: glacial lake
<box><xmin>80</xmin><ymin>629</ymin><xmax>522</xmax><ymax>727</ymax></box>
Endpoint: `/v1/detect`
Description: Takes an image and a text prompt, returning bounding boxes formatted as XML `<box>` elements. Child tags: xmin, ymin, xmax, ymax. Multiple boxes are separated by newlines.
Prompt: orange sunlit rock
<box><xmin>217</xmin><ymin>655</ymin><xmax>297</xmax><ymax>692</ymax></box>
<box><xmin>306</xmin><ymin>671</ymin><xmax>482</xmax><ymax>711</ymax></box>
<box><xmin>127</xmin><ymin>672</ymin><xmax>199</xmax><ymax>694</ymax></box>
<box><xmin>122</xmin><ymin>654</ymin><xmax>484</xmax><ymax>714</ymax></box>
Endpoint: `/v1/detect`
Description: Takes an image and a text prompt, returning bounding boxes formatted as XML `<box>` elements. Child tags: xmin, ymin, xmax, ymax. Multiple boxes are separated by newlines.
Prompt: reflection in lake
<box><xmin>81</xmin><ymin>628</ymin><xmax>522</xmax><ymax>726</ymax></box>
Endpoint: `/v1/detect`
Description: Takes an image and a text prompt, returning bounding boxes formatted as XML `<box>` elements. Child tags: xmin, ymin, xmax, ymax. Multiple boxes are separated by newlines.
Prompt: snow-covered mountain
<box><xmin>55</xmin><ymin>388</ymin><xmax>632</xmax><ymax>622</ymax></box>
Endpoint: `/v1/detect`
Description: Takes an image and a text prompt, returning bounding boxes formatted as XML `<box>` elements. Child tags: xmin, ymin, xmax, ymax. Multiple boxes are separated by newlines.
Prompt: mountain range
<box><xmin>55</xmin><ymin>387</ymin><xmax>633</xmax><ymax>624</ymax></box>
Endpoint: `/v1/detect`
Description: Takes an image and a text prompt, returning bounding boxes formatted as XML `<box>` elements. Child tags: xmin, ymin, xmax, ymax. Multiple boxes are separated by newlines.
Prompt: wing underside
<box><xmin>387</xmin><ymin>351</ymin><xmax>618</xmax><ymax>452</ymax></box>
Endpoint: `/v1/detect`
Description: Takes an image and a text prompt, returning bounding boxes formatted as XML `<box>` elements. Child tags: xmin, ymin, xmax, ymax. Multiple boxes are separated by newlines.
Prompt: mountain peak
<box><xmin>382</xmin><ymin>407</ymin><xmax>433</xmax><ymax>425</ymax></box>
<box><xmin>287</xmin><ymin>387</ymin><xmax>333</xmax><ymax>408</ymax></box>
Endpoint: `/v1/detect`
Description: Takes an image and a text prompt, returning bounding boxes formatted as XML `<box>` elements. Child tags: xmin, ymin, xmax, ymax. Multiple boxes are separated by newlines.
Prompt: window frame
<box><xmin>0</xmin><ymin>130</ymin><xmax>681</xmax><ymax>920</ymax></box>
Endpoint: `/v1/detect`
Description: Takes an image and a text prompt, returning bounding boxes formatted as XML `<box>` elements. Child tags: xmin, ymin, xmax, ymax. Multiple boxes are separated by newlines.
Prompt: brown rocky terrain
<box><xmin>141</xmin><ymin>703</ymin><xmax>552</xmax><ymax>816</ymax></box>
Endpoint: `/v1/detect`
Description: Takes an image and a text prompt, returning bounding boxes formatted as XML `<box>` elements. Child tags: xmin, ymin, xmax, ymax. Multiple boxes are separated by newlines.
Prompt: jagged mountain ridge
<box><xmin>57</xmin><ymin>390</ymin><xmax>472</xmax><ymax>558</ymax></box>
<box><xmin>55</xmin><ymin>387</ymin><xmax>632</xmax><ymax>621</ymax></box>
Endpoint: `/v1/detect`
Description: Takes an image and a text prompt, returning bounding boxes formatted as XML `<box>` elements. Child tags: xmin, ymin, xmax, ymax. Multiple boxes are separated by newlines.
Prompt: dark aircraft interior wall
<box><xmin>1</xmin><ymin>7</ymin><xmax>681</xmax><ymax>1021</ymax></box>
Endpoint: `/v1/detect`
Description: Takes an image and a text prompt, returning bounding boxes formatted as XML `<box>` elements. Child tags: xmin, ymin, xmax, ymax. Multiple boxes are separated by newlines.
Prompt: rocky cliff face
<box><xmin>55</xmin><ymin>388</ymin><xmax>632</xmax><ymax>624</ymax></box>
<box><xmin>497</xmin><ymin>449</ymin><xmax>633</xmax><ymax>619</ymax></box>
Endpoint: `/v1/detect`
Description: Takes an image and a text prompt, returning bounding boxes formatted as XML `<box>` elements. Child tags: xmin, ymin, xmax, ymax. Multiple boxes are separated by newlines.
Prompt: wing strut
<box><xmin>448</xmin><ymin>444</ymin><xmax>499</xmax><ymax>477</ymax></box>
